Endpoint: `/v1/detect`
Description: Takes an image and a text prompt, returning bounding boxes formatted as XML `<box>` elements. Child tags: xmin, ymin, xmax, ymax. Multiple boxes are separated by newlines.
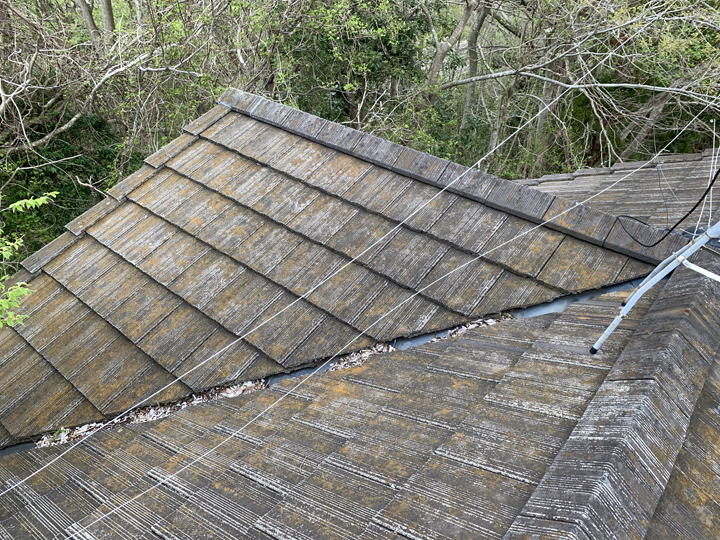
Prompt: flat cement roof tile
<box><xmin>343</xmin><ymin>167</ymin><xmax>410</xmax><ymax>213</ymax></box>
<box><xmin>173</xmin><ymin>330</ymin><xmax>278</xmax><ymax>392</ymax></box>
<box><xmin>168</xmin><ymin>251</ymin><xmax>246</xmax><ymax>310</ymax></box>
<box><xmin>255</xmin><ymin>463</ymin><xmax>395</xmax><ymax>539</ymax></box>
<box><xmin>231</xmin><ymin>223</ymin><xmax>303</xmax><ymax>276</ymax></box>
<box><xmin>136</xmin><ymin>230</ymin><xmax>211</xmax><ymax>286</ymax></box>
<box><xmin>353</xmin><ymin>133</ymin><xmax>404</xmax><ymax>169</ymax></box>
<box><xmin>164</xmin><ymin>187</ymin><xmax>234</xmax><ymax>236</ymax></box>
<box><xmin>203</xmin><ymin>272</ymin><xmax>285</xmax><ymax>337</ymax></box>
<box><xmin>428</xmin><ymin>198</ymin><xmax>507</xmax><ymax>253</ymax></box>
<box><xmin>105</xmin><ymin>280</ymin><xmax>183</xmax><ymax>343</ymax></box>
<box><xmin>268</xmin><ymin>136</ymin><xmax>338</xmax><ymax>180</ymax></box>
<box><xmin>137</xmin><ymin>303</ymin><xmax>219</xmax><ymax>373</ymax></box>
<box><xmin>376</xmin><ymin>455</ymin><xmax>534</xmax><ymax>539</ymax></box>
<box><xmin>76</xmin><ymin>258</ymin><xmax>152</xmax><ymax>318</ymax></box>
<box><xmin>303</xmin><ymin>151</ymin><xmax>373</xmax><ymax>195</ymax></box>
<box><xmin>327</xmin><ymin>211</ymin><xmax>398</xmax><ymax>261</ymax></box>
<box><xmin>283</xmin><ymin>315</ymin><xmax>375</xmax><ymax>369</ymax></box>
<box><xmin>107</xmin><ymin>164</ymin><xmax>156</xmax><ymax>199</ymax></box>
<box><xmin>368</xmin><ymin>228</ymin><xmax>449</xmax><ymax>289</ymax></box>
<box><xmin>326</xmin><ymin>411</ymin><xmax>452</xmax><ymax>487</ymax></box>
<box><xmin>418</xmin><ymin>250</ymin><xmax>503</xmax><ymax>315</ymax></box>
<box><xmin>391</xmin><ymin>147</ymin><xmax>449</xmax><ymax>185</ymax></box>
<box><xmin>266</xmin><ymin>241</ymin><xmax>344</xmax><ymax>295</ymax></box>
<box><xmin>383</xmin><ymin>183</ymin><xmax>450</xmax><ymax>225</ymax></box>
<box><xmin>537</xmin><ymin>236</ymin><xmax>628</xmax><ymax>292</ymax></box>
<box><xmin>250</xmin><ymin>98</ymin><xmax>293</xmax><ymax>127</ymax></box>
<box><xmin>194</xmin><ymin>204</ymin><xmax>264</xmax><ymax>254</ymax></box>
<box><xmin>183</xmin><ymin>104</ymin><xmax>230</xmax><ymax>136</ymax></box>
<box><xmin>253</xmin><ymin>178</ymin><xmax>319</xmax><ymax>225</ymax></box>
<box><xmin>65</xmin><ymin>197</ymin><xmax>122</xmax><ymax>236</ymax></box>
<box><xmin>218</xmin><ymin>88</ymin><xmax>264</xmax><ymax>114</ymax></box>
<box><xmin>481</xmin><ymin>217</ymin><xmax>566</xmax><ymax>279</ymax></box>
<box><xmin>145</xmin><ymin>133</ymin><xmax>196</xmax><ymax>168</ymax></box>
<box><xmin>132</xmin><ymin>170</ymin><xmax>203</xmax><ymax>218</ymax></box>
<box><xmin>21</xmin><ymin>231</ymin><xmax>79</xmax><ymax>274</ymax></box>
<box><xmin>280</xmin><ymin>107</ymin><xmax>328</xmax><ymax>139</ymax></box>
<box><xmin>287</xmin><ymin>194</ymin><xmax>359</xmax><ymax>244</ymax></box>
<box><xmin>473</xmin><ymin>271</ymin><xmax>560</xmax><ymax>317</ymax></box>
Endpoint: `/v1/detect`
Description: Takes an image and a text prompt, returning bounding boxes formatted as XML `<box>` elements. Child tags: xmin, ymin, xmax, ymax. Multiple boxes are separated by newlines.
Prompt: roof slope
<box><xmin>0</xmin><ymin>89</ymin><xmax>687</xmax><ymax>449</ymax></box>
<box><xmin>2</xmin><ymin>247</ymin><xmax>718</xmax><ymax>539</ymax></box>
<box><xmin>0</xmin><ymin>285</ymin><xmax>660</xmax><ymax>538</ymax></box>
<box><xmin>523</xmin><ymin>149</ymin><xmax>720</xmax><ymax>231</ymax></box>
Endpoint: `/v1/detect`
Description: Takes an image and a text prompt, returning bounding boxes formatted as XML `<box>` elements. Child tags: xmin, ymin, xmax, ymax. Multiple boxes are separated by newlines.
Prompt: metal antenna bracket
<box><xmin>590</xmin><ymin>220</ymin><xmax>720</xmax><ymax>354</ymax></box>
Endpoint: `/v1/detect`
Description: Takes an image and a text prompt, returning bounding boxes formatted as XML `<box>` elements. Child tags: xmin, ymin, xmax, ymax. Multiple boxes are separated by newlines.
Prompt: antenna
<box><xmin>590</xmin><ymin>219</ymin><xmax>720</xmax><ymax>354</ymax></box>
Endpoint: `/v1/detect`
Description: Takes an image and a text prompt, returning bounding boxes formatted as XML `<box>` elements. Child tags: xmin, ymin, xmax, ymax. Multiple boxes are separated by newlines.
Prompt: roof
<box><xmin>1</xmin><ymin>249</ymin><xmax>718</xmax><ymax>539</ymax></box>
<box><xmin>1</xmin><ymin>89</ymin><xmax>719</xmax><ymax>539</ymax></box>
<box><xmin>0</xmin><ymin>88</ymin><xmax>686</xmax><ymax>449</ymax></box>
<box><xmin>522</xmin><ymin>150</ymin><xmax>720</xmax><ymax>231</ymax></box>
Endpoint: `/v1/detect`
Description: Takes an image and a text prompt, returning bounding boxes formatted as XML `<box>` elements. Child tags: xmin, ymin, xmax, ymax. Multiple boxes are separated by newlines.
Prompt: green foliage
<box><xmin>0</xmin><ymin>281</ymin><xmax>32</xmax><ymax>328</ymax></box>
<box><xmin>8</xmin><ymin>192</ymin><xmax>59</xmax><ymax>213</ymax></box>
<box><xmin>0</xmin><ymin>190</ymin><xmax>57</xmax><ymax>328</ymax></box>
<box><xmin>274</xmin><ymin>0</ymin><xmax>428</xmax><ymax>124</ymax></box>
<box><xmin>1</xmin><ymin>115</ymin><xmax>144</xmax><ymax>267</ymax></box>
<box><xmin>1</xmin><ymin>0</ymin><xmax>718</xmax><ymax>284</ymax></box>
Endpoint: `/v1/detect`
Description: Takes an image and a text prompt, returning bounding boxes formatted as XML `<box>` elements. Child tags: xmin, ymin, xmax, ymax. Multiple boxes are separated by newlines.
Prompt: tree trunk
<box><xmin>74</xmin><ymin>0</ymin><xmax>102</xmax><ymax>51</ymax></box>
<box><xmin>99</xmin><ymin>0</ymin><xmax>116</xmax><ymax>47</ymax></box>
<box><xmin>461</xmin><ymin>6</ymin><xmax>489</xmax><ymax>131</ymax></box>
<box><xmin>133</xmin><ymin>0</ymin><xmax>142</xmax><ymax>30</ymax></box>
<box><xmin>482</xmin><ymin>85</ymin><xmax>512</xmax><ymax>173</ymax></box>
<box><xmin>424</xmin><ymin>0</ymin><xmax>478</xmax><ymax>101</ymax></box>
<box><xmin>531</xmin><ymin>70</ymin><xmax>556</xmax><ymax>175</ymax></box>
<box><xmin>619</xmin><ymin>92</ymin><xmax>672</xmax><ymax>161</ymax></box>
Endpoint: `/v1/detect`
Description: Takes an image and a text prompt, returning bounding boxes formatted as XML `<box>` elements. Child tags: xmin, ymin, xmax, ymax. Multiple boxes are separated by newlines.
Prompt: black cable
<box><xmin>615</xmin><ymin>164</ymin><xmax>720</xmax><ymax>247</ymax></box>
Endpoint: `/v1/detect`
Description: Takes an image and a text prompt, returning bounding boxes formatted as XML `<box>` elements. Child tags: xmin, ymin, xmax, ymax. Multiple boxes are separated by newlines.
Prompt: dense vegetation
<box><xmin>1</xmin><ymin>0</ymin><xmax>719</xmax><ymax>282</ymax></box>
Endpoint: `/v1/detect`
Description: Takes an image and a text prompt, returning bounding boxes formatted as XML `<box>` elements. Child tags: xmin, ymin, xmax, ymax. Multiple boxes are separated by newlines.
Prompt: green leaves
<box><xmin>0</xmin><ymin>281</ymin><xmax>32</xmax><ymax>328</ymax></box>
<box><xmin>7</xmin><ymin>192</ymin><xmax>59</xmax><ymax>213</ymax></box>
<box><xmin>0</xmin><ymin>190</ymin><xmax>59</xmax><ymax>326</ymax></box>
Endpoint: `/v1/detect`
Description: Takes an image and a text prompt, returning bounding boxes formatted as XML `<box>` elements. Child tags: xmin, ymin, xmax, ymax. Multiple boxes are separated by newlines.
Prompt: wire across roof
<box><xmin>0</xmin><ymin>89</ymin><xmax>687</xmax><ymax>449</ymax></box>
<box><xmin>525</xmin><ymin>149</ymin><xmax>720</xmax><ymax>231</ymax></box>
<box><xmin>2</xmin><ymin>248</ymin><xmax>719</xmax><ymax>538</ymax></box>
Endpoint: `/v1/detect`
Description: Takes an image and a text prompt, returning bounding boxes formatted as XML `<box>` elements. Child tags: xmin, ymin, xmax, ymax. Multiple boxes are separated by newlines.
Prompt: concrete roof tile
<box><xmin>182</xmin><ymin>104</ymin><xmax>230</xmax><ymax>136</ymax></box>
<box><xmin>21</xmin><ymin>231</ymin><xmax>79</xmax><ymax>274</ymax></box>
<box><xmin>145</xmin><ymin>133</ymin><xmax>197</xmax><ymax>168</ymax></box>
<box><xmin>1</xmin><ymin>90</ymin><xmax>707</xmax><ymax>520</ymax></box>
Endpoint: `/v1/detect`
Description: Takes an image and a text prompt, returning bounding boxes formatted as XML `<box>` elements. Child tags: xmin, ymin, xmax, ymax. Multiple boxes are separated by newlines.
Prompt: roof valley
<box><xmin>0</xmin><ymin>280</ymin><xmax>668</xmax><ymax>538</ymax></box>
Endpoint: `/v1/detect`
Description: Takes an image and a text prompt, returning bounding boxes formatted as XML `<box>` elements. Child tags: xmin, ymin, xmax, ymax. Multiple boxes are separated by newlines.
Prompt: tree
<box><xmin>0</xmin><ymin>0</ymin><xmax>718</xmax><ymax>273</ymax></box>
<box><xmin>0</xmin><ymin>191</ymin><xmax>57</xmax><ymax>327</ymax></box>
<box><xmin>435</xmin><ymin>0</ymin><xmax>720</xmax><ymax>173</ymax></box>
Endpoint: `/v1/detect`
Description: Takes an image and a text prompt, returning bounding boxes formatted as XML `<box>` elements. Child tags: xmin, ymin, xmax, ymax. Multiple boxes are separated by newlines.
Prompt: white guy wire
<box><xmin>61</xmin><ymin>6</ymin><xmax>720</xmax><ymax>537</ymax></box>
<box><xmin>5</xmin><ymin>0</ymin><xmax>684</xmax><ymax>523</ymax></box>
<box><xmin>0</xmin><ymin>2</ymin><xmax>674</xmax><ymax>500</ymax></box>
<box><xmin>67</xmin><ymin>91</ymin><xmax>716</xmax><ymax>538</ymax></box>
<box><xmin>709</xmin><ymin>119</ymin><xmax>716</xmax><ymax>226</ymax></box>
<box><xmin>2</xmin><ymin>3</ymin><xmax>686</xmax><ymax>517</ymax></box>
